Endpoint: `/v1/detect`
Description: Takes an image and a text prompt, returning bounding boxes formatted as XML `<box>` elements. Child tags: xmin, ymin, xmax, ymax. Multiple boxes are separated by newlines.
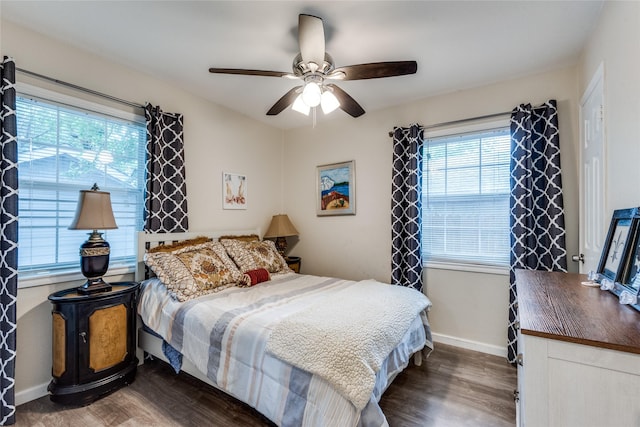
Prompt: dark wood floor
<box><xmin>16</xmin><ymin>343</ymin><xmax>516</xmax><ymax>426</ymax></box>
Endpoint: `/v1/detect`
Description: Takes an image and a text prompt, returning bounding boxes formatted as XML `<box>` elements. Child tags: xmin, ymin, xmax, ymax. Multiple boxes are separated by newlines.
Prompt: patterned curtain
<box><xmin>144</xmin><ymin>104</ymin><xmax>188</xmax><ymax>233</ymax></box>
<box><xmin>0</xmin><ymin>57</ymin><xmax>18</xmax><ymax>426</ymax></box>
<box><xmin>391</xmin><ymin>124</ymin><xmax>424</xmax><ymax>291</ymax></box>
<box><xmin>508</xmin><ymin>100</ymin><xmax>567</xmax><ymax>362</ymax></box>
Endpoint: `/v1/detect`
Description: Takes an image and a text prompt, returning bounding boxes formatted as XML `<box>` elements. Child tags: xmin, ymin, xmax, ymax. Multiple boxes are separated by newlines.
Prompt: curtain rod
<box><xmin>388</xmin><ymin>111</ymin><xmax>510</xmax><ymax>137</ymax></box>
<box><xmin>16</xmin><ymin>67</ymin><xmax>145</xmax><ymax>110</ymax></box>
<box><xmin>388</xmin><ymin>103</ymin><xmax>553</xmax><ymax>137</ymax></box>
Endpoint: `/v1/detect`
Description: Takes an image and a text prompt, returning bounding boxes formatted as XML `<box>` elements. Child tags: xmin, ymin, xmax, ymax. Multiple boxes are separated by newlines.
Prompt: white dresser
<box><xmin>515</xmin><ymin>269</ymin><xmax>640</xmax><ymax>427</ymax></box>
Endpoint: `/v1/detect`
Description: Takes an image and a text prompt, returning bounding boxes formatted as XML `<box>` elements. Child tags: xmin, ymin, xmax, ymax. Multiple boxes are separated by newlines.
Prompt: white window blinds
<box><xmin>422</xmin><ymin>127</ymin><xmax>511</xmax><ymax>267</ymax></box>
<box><xmin>16</xmin><ymin>93</ymin><xmax>146</xmax><ymax>275</ymax></box>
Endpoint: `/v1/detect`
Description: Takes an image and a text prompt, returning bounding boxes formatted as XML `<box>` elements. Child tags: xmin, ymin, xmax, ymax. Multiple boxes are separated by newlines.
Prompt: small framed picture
<box><xmin>618</xmin><ymin>222</ymin><xmax>640</xmax><ymax>292</ymax></box>
<box><xmin>223</xmin><ymin>172</ymin><xmax>247</xmax><ymax>210</ymax></box>
<box><xmin>316</xmin><ymin>160</ymin><xmax>355</xmax><ymax>216</ymax></box>
<box><xmin>597</xmin><ymin>208</ymin><xmax>638</xmax><ymax>281</ymax></box>
<box><xmin>598</xmin><ymin>208</ymin><xmax>640</xmax><ymax>312</ymax></box>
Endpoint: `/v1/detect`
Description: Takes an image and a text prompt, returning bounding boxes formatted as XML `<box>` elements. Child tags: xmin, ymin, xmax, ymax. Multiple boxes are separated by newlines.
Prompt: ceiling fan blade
<box><xmin>298</xmin><ymin>14</ymin><xmax>325</xmax><ymax>67</ymax></box>
<box><xmin>326</xmin><ymin>84</ymin><xmax>365</xmax><ymax>118</ymax></box>
<box><xmin>266</xmin><ymin>86</ymin><xmax>302</xmax><ymax>116</ymax></box>
<box><xmin>209</xmin><ymin>68</ymin><xmax>293</xmax><ymax>78</ymax></box>
<box><xmin>328</xmin><ymin>61</ymin><xmax>417</xmax><ymax>80</ymax></box>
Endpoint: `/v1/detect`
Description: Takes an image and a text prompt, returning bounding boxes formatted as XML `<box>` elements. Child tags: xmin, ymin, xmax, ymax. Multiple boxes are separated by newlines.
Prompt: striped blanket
<box><xmin>138</xmin><ymin>273</ymin><xmax>433</xmax><ymax>427</ymax></box>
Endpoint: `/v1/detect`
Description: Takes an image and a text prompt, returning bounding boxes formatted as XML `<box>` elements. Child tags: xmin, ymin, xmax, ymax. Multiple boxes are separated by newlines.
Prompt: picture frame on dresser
<box><xmin>596</xmin><ymin>207</ymin><xmax>640</xmax><ymax>312</ymax></box>
<box><xmin>597</xmin><ymin>207</ymin><xmax>639</xmax><ymax>281</ymax></box>
<box><xmin>618</xmin><ymin>227</ymin><xmax>640</xmax><ymax>292</ymax></box>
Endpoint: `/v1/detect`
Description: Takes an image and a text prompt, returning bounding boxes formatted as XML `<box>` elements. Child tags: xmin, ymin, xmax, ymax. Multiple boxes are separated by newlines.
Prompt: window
<box><xmin>16</xmin><ymin>87</ymin><xmax>146</xmax><ymax>280</ymax></box>
<box><xmin>422</xmin><ymin>124</ymin><xmax>511</xmax><ymax>268</ymax></box>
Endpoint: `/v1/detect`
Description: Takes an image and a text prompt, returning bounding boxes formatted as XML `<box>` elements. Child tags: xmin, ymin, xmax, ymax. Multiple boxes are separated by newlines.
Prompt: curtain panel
<box><xmin>391</xmin><ymin>124</ymin><xmax>424</xmax><ymax>292</ymax></box>
<box><xmin>508</xmin><ymin>100</ymin><xmax>567</xmax><ymax>363</ymax></box>
<box><xmin>144</xmin><ymin>104</ymin><xmax>188</xmax><ymax>233</ymax></box>
<box><xmin>0</xmin><ymin>56</ymin><xmax>18</xmax><ymax>426</ymax></box>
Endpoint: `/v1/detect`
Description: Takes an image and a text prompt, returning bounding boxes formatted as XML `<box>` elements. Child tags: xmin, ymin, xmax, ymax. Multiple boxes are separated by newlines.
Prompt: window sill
<box><xmin>18</xmin><ymin>264</ymin><xmax>135</xmax><ymax>289</ymax></box>
<box><xmin>424</xmin><ymin>260</ymin><xmax>509</xmax><ymax>276</ymax></box>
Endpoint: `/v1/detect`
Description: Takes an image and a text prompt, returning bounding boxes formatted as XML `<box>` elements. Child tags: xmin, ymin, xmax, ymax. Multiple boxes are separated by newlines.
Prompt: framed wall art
<box><xmin>223</xmin><ymin>172</ymin><xmax>247</xmax><ymax>210</ymax></box>
<box><xmin>316</xmin><ymin>160</ymin><xmax>355</xmax><ymax>216</ymax></box>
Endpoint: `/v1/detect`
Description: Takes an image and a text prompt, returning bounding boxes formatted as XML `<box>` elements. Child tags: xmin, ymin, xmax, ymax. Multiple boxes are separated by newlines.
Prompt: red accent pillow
<box><xmin>244</xmin><ymin>268</ymin><xmax>270</xmax><ymax>286</ymax></box>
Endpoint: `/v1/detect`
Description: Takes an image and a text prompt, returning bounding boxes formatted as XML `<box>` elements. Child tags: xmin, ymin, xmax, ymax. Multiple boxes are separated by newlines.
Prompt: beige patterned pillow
<box><xmin>221</xmin><ymin>239</ymin><xmax>291</xmax><ymax>274</ymax></box>
<box><xmin>144</xmin><ymin>241</ymin><xmax>248</xmax><ymax>301</ymax></box>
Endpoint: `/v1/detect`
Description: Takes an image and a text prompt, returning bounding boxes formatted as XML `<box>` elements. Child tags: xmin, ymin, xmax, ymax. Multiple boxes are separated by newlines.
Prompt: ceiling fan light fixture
<box><xmin>302</xmin><ymin>81</ymin><xmax>322</xmax><ymax>107</ymax></box>
<box><xmin>292</xmin><ymin>95</ymin><xmax>310</xmax><ymax>115</ymax></box>
<box><xmin>321</xmin><ymin>90</ymin><xmax>340</xmax><ymax>114</ymax></box>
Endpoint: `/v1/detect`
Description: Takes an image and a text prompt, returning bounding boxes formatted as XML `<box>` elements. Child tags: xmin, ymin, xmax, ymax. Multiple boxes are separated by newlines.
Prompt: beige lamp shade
<box><xmin>264</xmin><ymin>214</ymin><xmax>298</xmax><ymax>238</ymax></box>
<box><xmin>69</xmin><ymin>188</ymin><xmax>118</xmax><ymax>230</ymax></box>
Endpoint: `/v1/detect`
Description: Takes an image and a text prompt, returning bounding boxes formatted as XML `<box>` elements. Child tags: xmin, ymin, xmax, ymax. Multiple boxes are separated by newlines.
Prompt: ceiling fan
<box><xmin>209</xmin><ymin>14</ymin><xmax>418</xmax><ymax>118</ymax></box>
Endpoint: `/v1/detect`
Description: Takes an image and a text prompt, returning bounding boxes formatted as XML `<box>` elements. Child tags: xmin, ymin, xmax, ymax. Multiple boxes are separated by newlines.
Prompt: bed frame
<box><xmin>134</xmin><ymin>229</ymin><xmax>424</xmax><ymax>423</ymax></box>
<box><xmin>135</xmin><ymin>229</ymin><xmax>260</xmax><ymax>387</ymax></box>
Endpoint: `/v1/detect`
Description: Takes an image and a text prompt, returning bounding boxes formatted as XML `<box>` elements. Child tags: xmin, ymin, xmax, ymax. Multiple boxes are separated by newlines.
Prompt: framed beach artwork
<box><xmin>316</xmin><ymin>160</ymin><xmax>355</xmax><ymax>216</ymax></box>
<box><xmin>223</xmin><ymin>172</ymin><xmax>247</xmax><ymax>210</ymax></box>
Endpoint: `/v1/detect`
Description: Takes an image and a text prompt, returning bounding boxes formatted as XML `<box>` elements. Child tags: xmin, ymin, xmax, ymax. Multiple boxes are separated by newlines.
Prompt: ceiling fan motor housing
<box><xmin>292</xmin><ymin>52</ymin><xmax>335</xmax><ymax>77</ymax></box>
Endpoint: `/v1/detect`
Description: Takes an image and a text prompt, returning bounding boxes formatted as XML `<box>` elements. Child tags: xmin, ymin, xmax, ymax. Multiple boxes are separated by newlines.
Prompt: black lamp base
<box><xmin>77</xmin><ymin>231</ymin><xmax>112</xmax><ymax>295</ymax></box>
<box><xmin>275</xmin><ymin>236</ymin><xmax>287</xmax><ymax>257</ymax></box>
<box><xmin>77</xmin><ymin>277</ymin><xmax>112</xmax><ymax>295</ymax></box>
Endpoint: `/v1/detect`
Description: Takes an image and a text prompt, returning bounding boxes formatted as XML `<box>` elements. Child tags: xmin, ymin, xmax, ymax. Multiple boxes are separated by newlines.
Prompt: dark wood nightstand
<box><xmin>285</xmin><ymin>256</ymin><xmax>301</xmax><ymax>273</ymax></box>
<box><xmin>48</xmin><ymin>282</ymin><xmax>139</xmax><ymax>405</ymax></box>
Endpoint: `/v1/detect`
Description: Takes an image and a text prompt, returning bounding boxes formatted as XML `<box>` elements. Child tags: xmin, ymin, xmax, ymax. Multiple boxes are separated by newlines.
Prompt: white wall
<box><xmin>1</xmin><ymin>19</ymin><xmax>285</xmax><ymax>404</ymax></box>
<box><xmin>283</xmin><ymin>66</ymin><xmax>580</xmax><ymax>355</ymax></box>
<box><xmin>578</xmin><ymin>1</ymin><xmax>640</xmax><ymax>214</ymax></box>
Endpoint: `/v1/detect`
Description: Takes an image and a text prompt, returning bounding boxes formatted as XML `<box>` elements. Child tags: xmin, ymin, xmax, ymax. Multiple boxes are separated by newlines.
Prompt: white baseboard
<box><xmin>16</xmin><ymin>382</ymin><xmax>49</xmax><ymax>406</ymax></box>
<box><xmin>432</xmin><ymin>332</ymin><xmax>507</xmax><ymax>358</ymax></box>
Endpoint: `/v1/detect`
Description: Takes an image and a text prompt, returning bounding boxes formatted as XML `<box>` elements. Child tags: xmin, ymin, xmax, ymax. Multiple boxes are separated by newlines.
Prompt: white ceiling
<box><xmin>1</xmin><ymin>1</ymin><xmax>603</xmax><ymax>129</ymax></box>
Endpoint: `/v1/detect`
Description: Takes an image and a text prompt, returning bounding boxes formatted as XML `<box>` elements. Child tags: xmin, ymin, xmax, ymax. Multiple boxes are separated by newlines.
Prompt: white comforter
<box><xmin>267</xmin><ymin>279</ymin><xmax>430</xmax><ymax>410</ymax></box>
<box><xmin>138</xmin><ymin>273</ymin><xmax>433</xmax><ymax>427</ymax></box>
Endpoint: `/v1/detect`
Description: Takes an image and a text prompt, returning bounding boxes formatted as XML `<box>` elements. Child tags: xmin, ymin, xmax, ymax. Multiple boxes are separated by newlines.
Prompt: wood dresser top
<box><xmin>515</xmin><ymin>269</ymin><xmax>640</xmax><ymax>354</ymax></box>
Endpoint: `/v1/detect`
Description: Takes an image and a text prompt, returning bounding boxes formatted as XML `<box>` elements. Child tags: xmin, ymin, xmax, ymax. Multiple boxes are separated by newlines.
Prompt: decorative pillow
<box><xmin>147</xmin><ymin>236</ymin><xmax>212</xmax><ymax>253</ymax></box>
<box><xmin>144</xmin><ymin>241</ymin><xmax>248</xmax><ymax>301</ymax></box>
<box><xmin>221</xmin><ymin>239</ymin><xmax>291</xmax><ymax>274</ymax></box>
<box><xmin>244</xmin><ymin>268</ymin><xmax>270</xmax><ymax>286</ymax></box>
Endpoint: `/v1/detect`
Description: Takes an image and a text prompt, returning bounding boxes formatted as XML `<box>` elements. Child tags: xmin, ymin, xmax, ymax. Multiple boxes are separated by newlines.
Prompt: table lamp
<box><xmin>68</xmin><ymin>184</ymin><xmax>118</xmax><ymax>295</ymax></box>
<box><xmin>264</xmin><ymin>214</ymin><xmax>299</xmax><ymax>256</ymax></box>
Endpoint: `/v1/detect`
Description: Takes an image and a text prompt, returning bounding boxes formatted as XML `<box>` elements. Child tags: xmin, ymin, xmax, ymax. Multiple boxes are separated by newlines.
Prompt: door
<box><xmin>578</xmin><ymin>64</ymin><xmax>606</xmax><ymax>274</ymax></box>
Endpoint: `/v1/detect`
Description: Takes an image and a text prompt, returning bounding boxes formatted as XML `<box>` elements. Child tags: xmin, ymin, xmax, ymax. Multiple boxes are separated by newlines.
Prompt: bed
<box><xmin>135</xmin><ymin>230</ymin><xmax>433</xmax><ymax>427</ymax></box>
